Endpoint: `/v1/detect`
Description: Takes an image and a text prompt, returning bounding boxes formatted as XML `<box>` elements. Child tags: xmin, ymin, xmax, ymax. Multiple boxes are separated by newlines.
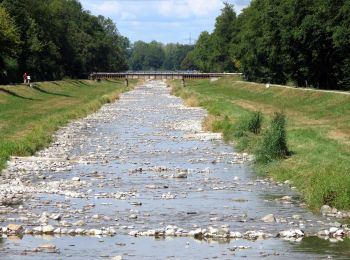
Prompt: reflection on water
<box><xmin>292</xmin><ymin>237</ymin><xmax>350</xmax><ymax>259</ymax></box>
<box><xmin>2</xmin><ymin>235</ymin><xmax>350</xmax><ymax>260</ymax></box>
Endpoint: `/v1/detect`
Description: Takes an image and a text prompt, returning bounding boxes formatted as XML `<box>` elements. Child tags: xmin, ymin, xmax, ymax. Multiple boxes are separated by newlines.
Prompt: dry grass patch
<box><xmin>185</xmin><ymin>95</ymin><xmax>200</xmax><ymax>107</ymax></box>
<box><xmin>202</xmin><ymin>115</ymin><xmax>223</xmax><ymax>132</ymax></box>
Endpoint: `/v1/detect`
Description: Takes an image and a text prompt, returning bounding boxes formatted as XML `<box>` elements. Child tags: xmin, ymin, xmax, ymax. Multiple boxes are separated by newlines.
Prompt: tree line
<box><xmin>0</xmin><ymin>0</ymin><xmax>128</xmax><ymax>84</ymax></box>
<box><xmin>128</xmin><ymin>41</ymin><xmax>193</xmax><ymax>71</ymax></box>
<box><xmin>185</xmin><ymin>1</ymin><xmax>350</xmax><ymax>90</ymax></box>
<box><xmin>1</xmin><ymin>0</ymin><xmax>349</xmax><ymax>90</ymax></box>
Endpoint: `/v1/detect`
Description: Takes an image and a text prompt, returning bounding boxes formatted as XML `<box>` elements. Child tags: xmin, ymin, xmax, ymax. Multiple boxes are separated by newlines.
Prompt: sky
<box><xmin>80</xmin><ymin>0</ymin><xmax>251</xmax><ymax>44</ymax></box>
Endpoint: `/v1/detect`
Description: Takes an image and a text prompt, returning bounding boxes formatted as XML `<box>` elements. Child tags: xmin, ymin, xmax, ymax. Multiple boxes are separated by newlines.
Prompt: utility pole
<box><xmin>184</xmin><ymin>33</ymin><xmax>192</xmax><ymax>45</ymax></box>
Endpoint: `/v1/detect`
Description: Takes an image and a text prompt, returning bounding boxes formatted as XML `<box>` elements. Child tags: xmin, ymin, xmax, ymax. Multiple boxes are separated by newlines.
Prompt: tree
<box><xmin>0</xmin><ymin>0</ymin><xmax>129</xmax><ymax>83</ymax></box>
<box><xmin>211</xmin><ymin>2</ymin><xmax>237</xmax><ymax>72</ymax></box>
<box><xmin>184</xmin><ymin>3</ymin><xmax>238</xmax><ymax>73</ymax></box>
<box><xmin>128</xmin><ymin>41</ymin><xmax>192</xmax><ymax>71</ymax></box>
<box><xmin>0</xmin><ymin>5</ymin><xmax>20</xmax><ymax>83</ymax></box>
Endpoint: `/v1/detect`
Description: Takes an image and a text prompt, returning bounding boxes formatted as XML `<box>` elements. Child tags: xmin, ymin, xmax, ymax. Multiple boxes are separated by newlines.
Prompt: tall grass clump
<box><xmin>246</xmin><ymin>111</ymin><xmax>263</xmax><ymax>134</ymax></box>
<box><xmin>234</xmin><ymin>111</ymin><xmax>263</xmax><ymax>137</ymax></box>
<box><xmin>256</xmin><ymin>112</ymin><xmax>289</xmax><ymax>163</ymax></box>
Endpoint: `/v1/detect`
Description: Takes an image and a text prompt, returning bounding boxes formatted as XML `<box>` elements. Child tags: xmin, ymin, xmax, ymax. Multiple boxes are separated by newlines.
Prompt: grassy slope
<box><xmin>0</xmin><ymin>79</ymin><xmax>136</xmax><ymax>170</ymax></box>
<box><xmin>171</xmin><ymin>77</ymin><xmax>350</xmax><ymax>210</ymax></box>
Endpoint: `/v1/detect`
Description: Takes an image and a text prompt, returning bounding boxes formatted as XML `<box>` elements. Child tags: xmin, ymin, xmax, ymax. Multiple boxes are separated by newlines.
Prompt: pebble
<box><xmin>128</xmin><ymin>214</ymin><xmax>138</xmax><ymax>219</ymax></box>
<box><xmin>261</xmin><ymin>214</ymin><xmax>276</xmax><ymax>223</ymax></box>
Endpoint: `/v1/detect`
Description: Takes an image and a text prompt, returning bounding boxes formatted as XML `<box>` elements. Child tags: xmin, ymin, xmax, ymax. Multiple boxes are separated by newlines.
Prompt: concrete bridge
<box><xmin>89</xmin><ymin>72</ymin><xmax>241</xmax><ymax>80</ymax></box>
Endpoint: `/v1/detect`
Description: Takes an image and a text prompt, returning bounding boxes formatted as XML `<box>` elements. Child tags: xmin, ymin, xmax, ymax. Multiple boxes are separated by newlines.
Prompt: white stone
<box><xmin>261</xmin><ymin>214</ymin><xmax>276</xmax><ymax>223</ymax></box>
<box><xmin>230</xmin><ymin>231</ymin><xmax>242</xmax><ymax>238</ymax></box>
<box><xmin>329</xmin><ymin>227</ymin><xmax>339</xmax><ymax>233</ymax></box>
<box><xmin>42</xmin><ymin>225</ymin><xmax>55</xmax><ymax>233</ymax></box>
<box><xmin>128</xmin><ymin>214</ymin><xmax>137</xmax><ymax>219</ymax></box>
<box><xmin>320</xmin><ymin>205</ymin><xmax>332</xmax><ymax>215</ymax></box>
<box><xmin>33</xmin><ymin>226</ymin><xmax>43</xmax><ymax>233</ymax></box>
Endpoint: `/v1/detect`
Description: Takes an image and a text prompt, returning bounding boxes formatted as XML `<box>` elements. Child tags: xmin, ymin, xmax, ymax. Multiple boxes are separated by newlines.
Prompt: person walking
<box><xmin>23</xmin><ymin>72</ymin><xmax>28</xmax><ymax>83</ymax></box>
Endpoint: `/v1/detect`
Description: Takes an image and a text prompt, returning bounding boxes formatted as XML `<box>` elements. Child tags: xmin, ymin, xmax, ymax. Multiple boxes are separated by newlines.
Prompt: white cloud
<box><xmin>187</xmin><ymin>0</ymin><xmax>222</xmax><ymax>16</ymax></box>
<box><xmin>79</xmin><ymin>0</ymin><xmax>251</xmax><ymax>43</ymax></box>
<box><xmin>158</xmin><ymin>0</ymin><xmax>222</xmax><ymax>18</ymax></box>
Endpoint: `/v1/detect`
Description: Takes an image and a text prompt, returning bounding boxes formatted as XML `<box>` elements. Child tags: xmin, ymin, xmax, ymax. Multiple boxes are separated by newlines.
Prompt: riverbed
<box><xmin>0</xmin><ymin>81</ymin><xmax>349</xmax><ymax>259</ymax></box>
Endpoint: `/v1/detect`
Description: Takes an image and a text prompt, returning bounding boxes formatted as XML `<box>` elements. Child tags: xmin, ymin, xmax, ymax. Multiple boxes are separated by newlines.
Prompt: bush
<box><xmin>212</xmin><ymin>116</ymin><xmax>235</xmax><ymax>141</ymax></box>
<box><xmin>247</xmin><ymin>111</ymin><xmax>263</xmax><ymax>134</ymax></box>
<box><xmin>234</xmin><ymin>111</ymin><xmax>263</xmax><ymax>137</ymax></box>
<box><xmin>256</xmin><ymin>112</ymin><xmax>289</xmax><ymax>163</ymax></box>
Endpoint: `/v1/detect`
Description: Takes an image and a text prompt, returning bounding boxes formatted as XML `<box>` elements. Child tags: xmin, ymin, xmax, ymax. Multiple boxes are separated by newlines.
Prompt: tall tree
<box><xmin>0</xmin><ymin>5</ymin><xmax>20</xmax><ymax>83</ymax></box>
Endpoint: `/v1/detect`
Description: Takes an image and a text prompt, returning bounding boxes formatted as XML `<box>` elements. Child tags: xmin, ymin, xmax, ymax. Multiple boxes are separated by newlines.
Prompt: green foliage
<box><xmin>256</xmin><ymin>112</ymin><xmax>289</xmax><ymax>164</ymax></box>
<box><xmin>186</xmin><ymin>0</ymin><xmax>350</xmax><ymax>90</ymax></box>
<box><xmin>128</xmin><ymin>41</ymin><xmax>193</xmax><ymax>71</ymax></box>
<box><xmin>0</xmin><ymin>5</ymin><xmax>20</xmax><ymax>82</ymax></box>
<box><xmin>237</xmin><ymin>0</ymin><xmax>350</xmax><ymax>89</ymax></box>
<box><xmin>184</xmin><ymin>3</ymin><xmax>238</xmax><ymax>72</ymax></box>
<box><xmin>0</xmin><ymin>0</ymin><xmax>128</xmax><ymax>84</ymax></box>
<box><xmin>236</xmin><ymin>111</ymin><xmax>263</xmax><ymax>136</ymax></box>
<box><xmin>212</xmin><ymin>116</ymin><xmax>235</xmax><ymax>141</ymax></box>
<box><xmin>129</xmin><ymin>41</ymin><xmax>165</xmax><ymax>70</ymax></box>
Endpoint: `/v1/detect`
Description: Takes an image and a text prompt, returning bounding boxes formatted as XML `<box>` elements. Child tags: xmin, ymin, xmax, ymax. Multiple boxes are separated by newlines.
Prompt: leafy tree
<box><xmin>184</xmin><ymin>3</ymin><xmax>238</xmax><ymax>72</ymax></box>
<box><xmin>163</xmin><ymin>43</ymin><xmax>194</xmax><ymax>70</ymax></box>
<box><xmin>0</xmin><ymin>0</ymin><xmax>129</xmax><ymax>83</ymax></box>
<box><xmin>211</xmin><ymin>3</ymin><xmax>237</xmax><ymax>72</ymax></box>
<box><xmin>129</xmin><ymin>41</ymin><xmax>192</xmax><ymax>71</ymax></box>
<box><xmin>188</xmin><ymin>31</ymin><xmax>213</xmax><ymax>72</ymax></box>
<box><xmin>0</xmin><ymin>5</ymin><xmax>20</xmax><ymax>83</ymax></box>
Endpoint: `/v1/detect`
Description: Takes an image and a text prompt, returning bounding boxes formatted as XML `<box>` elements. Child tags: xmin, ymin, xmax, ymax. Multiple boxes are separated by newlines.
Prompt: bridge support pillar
<box><xmin>182</xmin><ymin>77</ymin><xmax>185</xmax><ymax>87</ymax></box>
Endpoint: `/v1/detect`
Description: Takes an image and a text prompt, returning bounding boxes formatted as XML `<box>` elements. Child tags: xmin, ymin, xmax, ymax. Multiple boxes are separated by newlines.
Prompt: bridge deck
<box><xmin>89</xmin><ymin>72</ymin><xmax>241</xmax><ymax>80</ymax></box>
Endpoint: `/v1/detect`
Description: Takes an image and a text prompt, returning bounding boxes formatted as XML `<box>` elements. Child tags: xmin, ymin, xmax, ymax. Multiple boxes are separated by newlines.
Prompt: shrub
<box><xmin>247</xmin><ymin>111</ymin><xmax>263</xmax><ymax>134</ymax></box>
<box><xmin>256</xmin><ymin>112</ymin><xmax>289</xmax><ymax>163</ymax></box>
<box><xmin>234</xmin><ymin>111</ymin><xmax>263</xmax><ymax>137</ymax></box>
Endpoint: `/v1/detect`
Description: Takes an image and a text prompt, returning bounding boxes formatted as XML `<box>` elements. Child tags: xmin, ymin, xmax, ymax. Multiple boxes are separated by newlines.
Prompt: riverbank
<box><xmin>171</xmin><ymin>77</ymin><xmax>350</xmax><ymax>211</ymax></box>
<box><xmin>0</xmin><ymin>79</ymin><xmax>136</xmax><ymax>171</ymax></box>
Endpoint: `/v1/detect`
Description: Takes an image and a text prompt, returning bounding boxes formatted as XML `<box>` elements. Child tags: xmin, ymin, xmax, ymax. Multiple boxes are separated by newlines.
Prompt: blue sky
<box><xmin>80</xmin><ymin>0</ymin><xmax>251</xmax><ymax>44</ymax></box>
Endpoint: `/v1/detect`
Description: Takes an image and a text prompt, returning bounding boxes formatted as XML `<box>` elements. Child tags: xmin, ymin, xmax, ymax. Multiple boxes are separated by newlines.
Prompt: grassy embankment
<box><xmin>171</xmin><ymin>77</ymin><xmax>350</xmax><ymax>211</ymax></box>
<box><xmin>0</xmin><ymin>79</ymin><xmax>136</xmax><ymax>171</ymax></box>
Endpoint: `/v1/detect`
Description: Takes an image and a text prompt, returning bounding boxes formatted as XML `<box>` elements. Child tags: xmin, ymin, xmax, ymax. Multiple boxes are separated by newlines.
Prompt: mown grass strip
<box><xmin>0</xmin><ymin>79</ymin><xmax>136</xmax><ymax>171</ymax></box>
<box><xmin>171</xmin><ymin>77</ymin><xmax>350</xmax><ymax>210</ymax></box>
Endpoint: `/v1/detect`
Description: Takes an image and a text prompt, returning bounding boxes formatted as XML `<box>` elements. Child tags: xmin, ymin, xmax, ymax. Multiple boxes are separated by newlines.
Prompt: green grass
<box><xmin>0</xmin><ymin>79</ymin><xmax>136</xmax><ymax>170</ymax></box>
<box><xmin>171</xmin><ymin>77</ymin><xmax>350</xmax><ymax>210</ymax></box>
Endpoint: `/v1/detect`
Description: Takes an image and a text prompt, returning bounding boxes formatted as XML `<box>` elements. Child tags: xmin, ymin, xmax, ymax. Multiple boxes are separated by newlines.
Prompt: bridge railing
<box><xmin>89</xmin><ymin>72</ymin><xmax>242</xmax><ymax>80</ymax></box>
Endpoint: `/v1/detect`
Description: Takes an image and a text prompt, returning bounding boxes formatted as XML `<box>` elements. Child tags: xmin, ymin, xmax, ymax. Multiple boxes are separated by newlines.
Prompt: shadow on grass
<box><xmin>0</xmin><ymin>88</ymin><xmax>38</xmax><ymax>100</ymax></box>
<box><xmin>68</xmin><ymin>80</ymin><xmax>91</xmax><ymax>87</ymax></box>
<box><xmin>33</xmin><ymin>85</ymin><xmax>72</xmax><ymax>97</ymax></box>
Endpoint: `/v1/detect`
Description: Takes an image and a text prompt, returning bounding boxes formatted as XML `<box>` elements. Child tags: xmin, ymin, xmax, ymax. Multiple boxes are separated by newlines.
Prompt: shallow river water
<box><xmin>0</xmin><ymin>81</ymin><xmax>350</xmax><ymax>259</ymax></box>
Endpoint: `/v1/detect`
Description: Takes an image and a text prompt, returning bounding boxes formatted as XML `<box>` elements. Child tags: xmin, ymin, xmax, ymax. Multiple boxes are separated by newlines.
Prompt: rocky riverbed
<box><xmin>0</xmin><ymin>80</ymin><xmax>350</xmax><ymax>259</ymax></box>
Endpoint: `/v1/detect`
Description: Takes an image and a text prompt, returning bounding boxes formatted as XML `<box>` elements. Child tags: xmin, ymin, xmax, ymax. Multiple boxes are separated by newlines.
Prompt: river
<box><xmin>0</xmin><ymin>81</ymin><xmax>349</xmax><ymax>259</ymax></box>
